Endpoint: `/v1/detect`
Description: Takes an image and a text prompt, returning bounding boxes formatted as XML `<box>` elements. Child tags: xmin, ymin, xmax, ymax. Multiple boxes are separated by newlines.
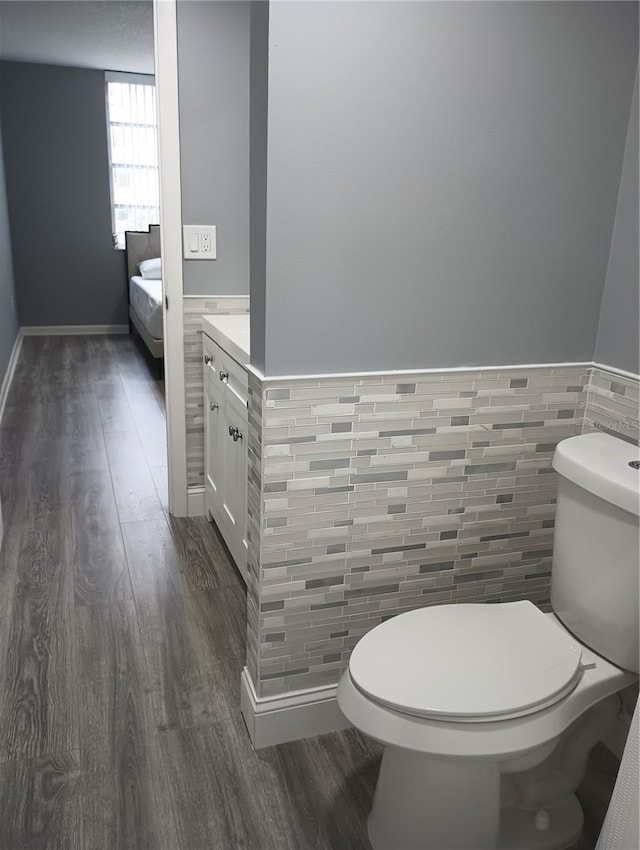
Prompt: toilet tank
<box><xmin>551</xmin><ymin>432</ymin><xmax>640</xmax><ymax>673</ymax></box>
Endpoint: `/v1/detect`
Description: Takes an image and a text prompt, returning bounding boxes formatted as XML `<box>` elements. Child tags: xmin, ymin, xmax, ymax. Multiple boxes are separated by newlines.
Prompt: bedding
<box><xmin>125</xmin><ymin>226</ymin><xmax>163</xmax><ymax>371</ymax></box>
<box><xmin>138</xmin><ymin>257</ymin><xmax>162</xmax><ymax>279</ymax></box>
<box><xmin>129</xmin><ymin>276</ymin><xmax>164</xmax><ymax>340</ymax></box>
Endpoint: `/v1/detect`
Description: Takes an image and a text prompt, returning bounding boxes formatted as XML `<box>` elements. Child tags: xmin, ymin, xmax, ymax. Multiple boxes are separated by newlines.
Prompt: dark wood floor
<box><xmin>0</xmin><ymin>335</ymin><xmax>380</xmax><ymax>850</ymax></box>
<box><xmin>0</xmin><ymin>335</ymin><xmax>617</xmax><ymax>849</ymax></box>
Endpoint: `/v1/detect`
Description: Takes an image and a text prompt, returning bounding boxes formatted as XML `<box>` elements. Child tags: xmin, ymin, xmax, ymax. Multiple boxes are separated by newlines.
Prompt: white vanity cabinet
<box><xmin>202</xmin><ymin>327</ymin><xmax>248</xmax><ymax>583</ymax></box>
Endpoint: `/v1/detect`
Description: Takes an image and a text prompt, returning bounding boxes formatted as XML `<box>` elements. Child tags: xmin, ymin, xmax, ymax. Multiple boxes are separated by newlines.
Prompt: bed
<box><xmin>125</xmin><ymin>225</ymin><xmax>164</xmax><ymax>370</ymax></box>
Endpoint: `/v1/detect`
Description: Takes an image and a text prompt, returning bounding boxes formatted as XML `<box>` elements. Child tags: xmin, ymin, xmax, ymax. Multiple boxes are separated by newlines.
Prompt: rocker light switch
<box><xmin>183</xmin><ymin>225</ymin><xmax>217</xmax><ymax>259</ymax></box>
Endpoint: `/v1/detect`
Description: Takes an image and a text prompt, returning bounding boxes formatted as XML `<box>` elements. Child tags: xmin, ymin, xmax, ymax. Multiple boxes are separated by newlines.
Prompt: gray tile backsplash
<box><xmin>183</xmin><ymin>297</ymin><xmax>250</xmax><ymax>489</ymax></box>
<box><xmin>245</xmin><ymin>364</ymin><xmax>602</xmax><ymax>698</ymax></box>
<box><xmin>584</xmin><ymin>368</ymin><xmax>639</xmax><ymax>445</ymax></box>
<box><xmin>180</xmin><ymin>310</ymin><xmax>636</xmax><ymax>701</ymax></box>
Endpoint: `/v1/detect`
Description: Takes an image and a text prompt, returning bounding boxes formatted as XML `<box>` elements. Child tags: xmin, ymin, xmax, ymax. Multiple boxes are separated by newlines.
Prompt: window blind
<box><xmin>106</xmin><ymin>74</ymin><xmax>159</xmax><ymax>249</ymax></box>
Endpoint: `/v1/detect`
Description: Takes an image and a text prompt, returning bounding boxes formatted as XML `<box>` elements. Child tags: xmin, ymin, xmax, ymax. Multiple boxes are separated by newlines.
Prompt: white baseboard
<box><xmin>240</xmin><ymin>667</ymin><xmax>349</xmax><ymax>749</ymax></box>
<box><xmin>0</xmin><ymin>330</ymin><xmax>24</xmax><ymax>425</ymax></box>
<box><xmin>21</xmin><ymin>324</ymin><xmax>129</xmax><ymax>336</ymax></box>
<box><xmin>186</xmin><ymin>486</ymin><xmax>205</xmax><ymax>517</ymax></box>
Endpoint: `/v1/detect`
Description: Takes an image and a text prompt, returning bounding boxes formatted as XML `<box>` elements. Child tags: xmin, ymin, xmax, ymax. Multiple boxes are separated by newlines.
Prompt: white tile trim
<box><xmin>247</xmin><ymin>361</ymin><xmax>594</xmax><ymax>385</ymax></box>
<box><xmin>0</xmin><ymin>330</ymin><xmax>23</xmax><ymax>424</ymax></box>
<box><xmin>21</xmin><ymin>325</ymin><xmax>129</xmax><ymax>336</ymax></box>
<box><xmin>591</xmin><ymin>362</ymin><xmax>640</xmax><ymax>382</ymax></box>
<box><xmin>183</xmin><ymin>294</ymin><xmax>250</xmax><ymax>301</ymax></box>
<box><xmin>240</xmin><ymin>667</ymin><xmax>349</xmax><ymax>749</ymax></box>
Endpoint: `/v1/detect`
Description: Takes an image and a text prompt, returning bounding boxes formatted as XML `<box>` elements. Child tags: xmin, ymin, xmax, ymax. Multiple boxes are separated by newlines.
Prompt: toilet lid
<box><xmin>349</xmin><ymin>601</ymin><xmax>583</xmax><ymax>722</ymax></box>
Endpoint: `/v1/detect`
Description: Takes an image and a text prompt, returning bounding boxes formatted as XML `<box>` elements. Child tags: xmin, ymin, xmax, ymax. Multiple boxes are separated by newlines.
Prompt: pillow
<box><xmin>138</xmin><ymin>257</ymin><xmax>162</xmax><ymax>279</ymax></box>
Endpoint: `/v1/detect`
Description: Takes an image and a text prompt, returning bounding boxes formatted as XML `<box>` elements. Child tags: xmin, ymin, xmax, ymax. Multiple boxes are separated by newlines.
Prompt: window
<box><xmin>106</xmin><ymin>72</ymin><xmax>160</xmax><ymax>249</ymax></box>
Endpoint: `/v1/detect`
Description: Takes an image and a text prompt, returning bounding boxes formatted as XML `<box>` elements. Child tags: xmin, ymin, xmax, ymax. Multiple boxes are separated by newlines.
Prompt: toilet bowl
<box><xmin>338</xmin><ymin>605</ymin><xmax>635</xmax><ymax>850</ymax></box>
<box><xmin>337</xmin><ymin>432</ymin><xmax>639</xmax><ymax>850</ymax></box>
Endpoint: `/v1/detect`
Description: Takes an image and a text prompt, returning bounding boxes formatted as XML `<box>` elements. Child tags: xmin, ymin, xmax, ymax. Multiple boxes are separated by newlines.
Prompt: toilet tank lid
<box><xmin>553</xmin><ymin>433</ymin><xmax>640</xmax><ymax>517</ymax></box>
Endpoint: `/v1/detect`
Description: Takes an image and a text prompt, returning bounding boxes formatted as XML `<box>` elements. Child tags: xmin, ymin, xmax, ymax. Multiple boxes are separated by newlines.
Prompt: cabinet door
<box><xmin>221</xmin><ymin>387</ymin><xmax>248</xmax><ymax>575</ymax></box>
<box><xmin>204</xmin><ymin>369</ymin><xmax>224</xmax><ymax>513</ymax></box>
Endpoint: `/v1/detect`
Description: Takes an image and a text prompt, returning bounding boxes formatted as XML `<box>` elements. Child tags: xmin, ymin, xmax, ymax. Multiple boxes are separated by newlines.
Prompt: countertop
<box><xmin>201</xmin><ymin>314</ymin><xmax>250</xmax><ymax>368</ymax></box>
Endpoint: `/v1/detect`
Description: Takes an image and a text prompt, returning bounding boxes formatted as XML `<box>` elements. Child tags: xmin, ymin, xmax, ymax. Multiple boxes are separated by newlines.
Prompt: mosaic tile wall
<box><xmin>246</xmin><ymin>364</ymin><xmax>591</xmax><ymax>698</ymax></box>
<box><xmin>246</xmin><ymin>370</ymin><xmax>264</xmax><ymax>687</ymax></box>
<box><xmin>584</xmin><ymin>367</ymin><xmax>639</xmax><ymax>445</ymax></box>
<box><xmin>183</xmin><ymin>296</ymin><xmax>250</xmax><ymax>488</ymax></box>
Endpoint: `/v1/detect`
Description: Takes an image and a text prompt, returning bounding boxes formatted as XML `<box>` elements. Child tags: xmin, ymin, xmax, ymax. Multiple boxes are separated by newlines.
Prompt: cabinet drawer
<box><xmin>202</xmin><ymin>334</ymin><xmax>223</xmax><ymax>381</ymax></box>
<box><xmin>220</xmin><ymin>353</ymin><xmax>248</xmax><ymax>407</ymax></box>
<box><xmin>202</xmin><ymin>331</ymin><xmax>248</xmax><ymax>407</ymax></box>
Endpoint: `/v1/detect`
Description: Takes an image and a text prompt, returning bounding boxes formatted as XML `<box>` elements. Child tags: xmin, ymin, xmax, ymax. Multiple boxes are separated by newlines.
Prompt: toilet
<box><xmin>337</xmin><ymin>432</ymin><xmax>639</xmax><ymax>850</ymax></box>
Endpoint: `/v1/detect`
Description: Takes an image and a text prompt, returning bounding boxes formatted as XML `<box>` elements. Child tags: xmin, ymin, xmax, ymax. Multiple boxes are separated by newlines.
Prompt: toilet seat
<box><xmin>349</xmin><ymin>601</ymin><xmax>583</xmax><ymax>722</ymax></box>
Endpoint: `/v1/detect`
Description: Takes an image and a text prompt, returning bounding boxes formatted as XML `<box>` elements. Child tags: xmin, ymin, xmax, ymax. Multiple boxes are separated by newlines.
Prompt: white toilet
<box><xmin>337</xmin><ymin>432</ymin><xmax>639</xmax><ymax>850</ymax></box>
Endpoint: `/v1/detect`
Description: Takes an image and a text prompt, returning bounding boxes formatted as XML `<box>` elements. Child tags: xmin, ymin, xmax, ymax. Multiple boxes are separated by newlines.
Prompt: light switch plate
<box><xmin>183</xmin><ymin>225</ymin><xmax>217</xmax><ymax>259</ymax></box>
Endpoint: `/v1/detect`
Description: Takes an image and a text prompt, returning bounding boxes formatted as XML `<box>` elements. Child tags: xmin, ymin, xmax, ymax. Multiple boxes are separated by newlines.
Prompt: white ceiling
<box><xmin>0</xmin><ymin>1</ymin><xmax>154</xmax><ymax>75</ymax></box>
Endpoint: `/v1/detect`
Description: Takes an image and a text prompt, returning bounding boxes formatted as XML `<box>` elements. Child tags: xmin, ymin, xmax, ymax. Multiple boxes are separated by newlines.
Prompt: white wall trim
<box><xmin>591</xmin><ymin>362</ymin><xmax>640</xmax><ymax>382</ymax></box>
<box><xmin>240</xmin><ymin>667</ymin><xmax>349</xmax><ymax>749</ymax></box>
<box><xmin>0</xmin><ymin>330</ymin><xmax>23</xmax><ymax>549</ymax></box>
<box><xmin>247</xmin><ymin>360</ymin><xmax>595</xmax><ymax>385</ymax></box>
<box><xmin>248</xmin><ymin>360</ymin><xmax>640</xmax><ymax>385</ymax></box>
<box><xmin>187</xmin><ymin>485</ymin><xmax>206</xmax><ymax>517</ymax></box>
<box><xmin>183</xmin><ymin>294</ymin><xmax>250</xmax><ymax>302</ymax></box>
<box><xmin>154</xmin><ymin>0</ymin><xmax>188</xmax><ymax>517</ymax></box>
<box><xmin>21</xmin><ymin>324</ymin><xmax>129</xmax><ymax>336</ymax></box>
<box><xmin>0</xmin><ymin>330</ymin><xmax>24</xmax><ymax>424</ymax></box>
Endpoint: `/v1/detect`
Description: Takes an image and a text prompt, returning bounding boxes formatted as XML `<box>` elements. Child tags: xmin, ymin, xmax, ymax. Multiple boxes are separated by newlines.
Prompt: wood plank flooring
<box><xmin>0</xmin><ymin>335</ymin><xmax>620</xmax><ymax>849</ymax></box>
<box><xmin>0</xmin><ymin>335</ymin><xmax>381</xmax><ymax>849</ymax></box>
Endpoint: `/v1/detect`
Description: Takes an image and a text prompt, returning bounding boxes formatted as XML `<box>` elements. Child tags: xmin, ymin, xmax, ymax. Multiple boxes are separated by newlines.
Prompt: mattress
<box><xmin>129</xmin><ymin>276</ymin><xmax>163</xmax><ymax>340</ymax></box>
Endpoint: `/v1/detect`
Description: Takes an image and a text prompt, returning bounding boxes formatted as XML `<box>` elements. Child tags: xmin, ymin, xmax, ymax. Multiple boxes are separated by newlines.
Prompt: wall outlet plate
<box><xmin>183</xmin><ymin>225</ymin><xmax>217</xmax><ymax>260</ymax></box>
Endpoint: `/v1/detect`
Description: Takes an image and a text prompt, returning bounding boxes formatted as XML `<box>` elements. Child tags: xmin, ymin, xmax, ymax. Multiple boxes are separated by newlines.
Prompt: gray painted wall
<box><xmin>178</xmin><ymin>0</ymin><xmax>250</xmax><ymax>296</ymax></box>
<box><xmin>249</xmin><ymin>0</ymin><xmax>269</xmax><ymax>373</ymax></box>
<box><xmin>0</xmin><ymin>111</ymin><xmax>19</xmax><ymax>384</ymax></box>
<box><xmin>0</xmin><ymin>61</ymin><xmax>127</xmax><ymax>327</ymax></box>
<box><xmin>595</xmin><ymin>72</ymin><xmax>639</xmax><ymax>375</ymax></box>
<box><xmin>253</xmin><ymin>1</ymin><xmax>638</xmax><ymax>376</ymax></box>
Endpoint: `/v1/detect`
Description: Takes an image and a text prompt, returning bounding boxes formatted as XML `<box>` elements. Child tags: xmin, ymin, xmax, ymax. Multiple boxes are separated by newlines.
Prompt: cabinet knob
<box><xmin>204</xmin><ymin>354</ymin><xmax>212</xmax><ymax>365</ymax></box>
<box><xmin>210</xmin><ymin>402</ymin><xmax>218</xmax><ymax>411</ymax></box>
<box><xmin>228</xmin><ymin>425</ymin><xmax>243</xmax><ymax>442</ymax></box>
<box><xmin>219</xmin><ymin>370</ymin><xmax>229</xmax><ymax>383</ymax></box>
